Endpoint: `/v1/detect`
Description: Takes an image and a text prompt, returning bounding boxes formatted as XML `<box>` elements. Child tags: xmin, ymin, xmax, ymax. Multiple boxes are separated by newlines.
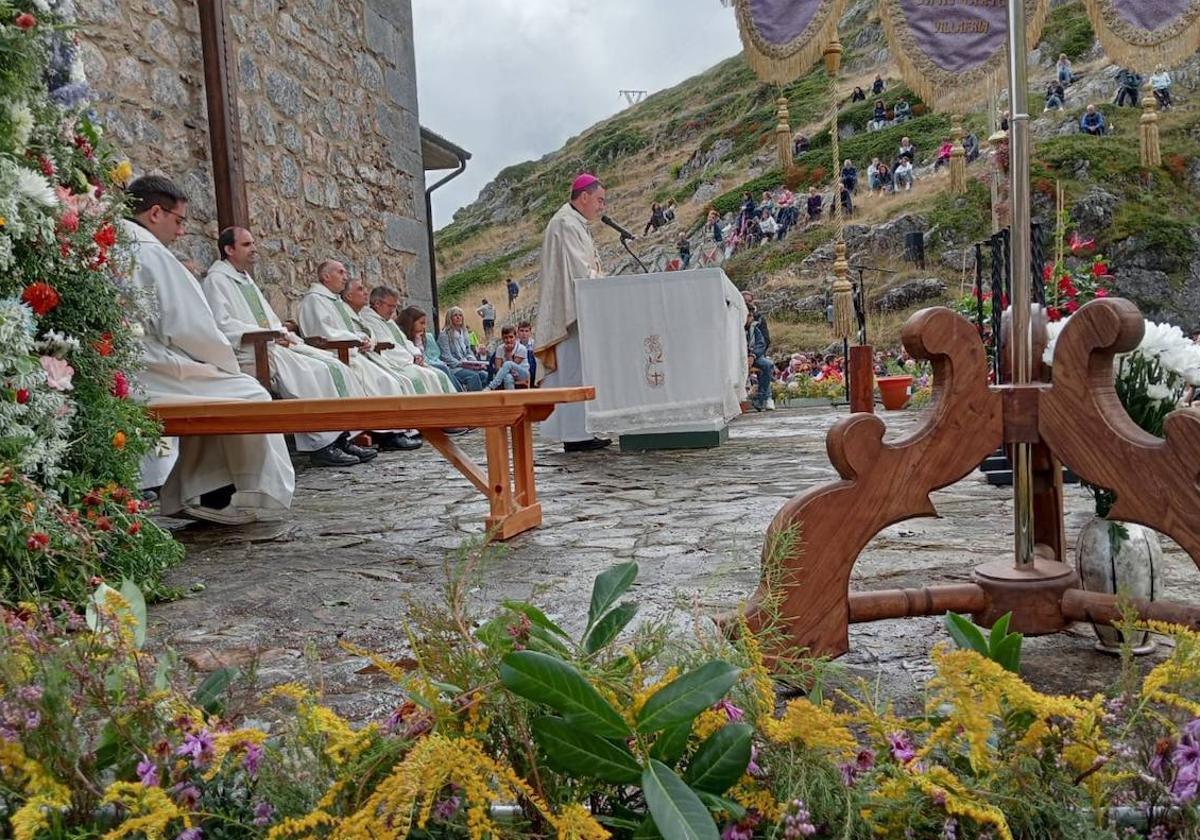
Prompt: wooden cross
<box><xmin>197</xmin><ymin>0</ymin><xmax>248</xmax><ymax>231</ymax></box>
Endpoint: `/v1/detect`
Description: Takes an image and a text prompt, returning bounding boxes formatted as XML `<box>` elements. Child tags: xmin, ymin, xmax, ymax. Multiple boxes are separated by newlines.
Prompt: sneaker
<box><xmin>563</xmin><ymin>437</ymin><xmax>613</xmax><ymax>453</ymax></box>
<box><xmin>442</xmin><ymin>427</ymin><xmax>471</xmax><ymax>436</ymax></box>
<box><xmin>376</xmin><ymin>432</ymin><xmax>423</xmax><ymax>451</ymax></box>
<box><xmin>338</xmin><ymin>440</ymin><xmax>378</xmax><ymax>462</ymax></box>
<box><xmin>179</xmin><ymin>505</ymin><xmax>257</xmax><ymax>526</ymax></box>
<box><xmin>766</xmin><ymin>397</ymin><xmax>776</xmax><ymax>411</ymax></box>
<box><xmin>308</xmin><ymin>442</ymin><xmax>361</xmax><ymax>467</ymax></box>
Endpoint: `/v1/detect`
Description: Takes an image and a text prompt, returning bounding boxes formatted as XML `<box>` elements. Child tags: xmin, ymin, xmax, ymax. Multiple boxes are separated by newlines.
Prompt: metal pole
<box><xmin>1006</xmin><ymin>0</ymin><xmax>1035</xmax><ymax>569</ymax></box>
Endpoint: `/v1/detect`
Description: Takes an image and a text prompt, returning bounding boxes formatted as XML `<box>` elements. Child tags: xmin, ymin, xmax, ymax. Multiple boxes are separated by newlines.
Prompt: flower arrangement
<box><xmin>1044</xmin><ymin>315</ymin><xmax>1200</xmax><ymax>516</ymax></box>
<box><xmin>6</xmin><ymin>550</ymin><xmax>1200</xmax><ymax>840</ymax></box>
<box><xmin>0</xmin><ymin>0</ymin><xmax>182</xmax><ymax>603</ymax></box>
<box><xmin>773</xmin><ymin>375</ymin><xmax>845</xmax><ymax>402</ymax></box>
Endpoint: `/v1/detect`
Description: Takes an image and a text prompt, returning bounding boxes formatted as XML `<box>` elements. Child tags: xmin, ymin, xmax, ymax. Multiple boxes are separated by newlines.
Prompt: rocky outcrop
<box><xmin>678</xmin><ymin>138</ymin><xmax>733</xmax><ymax>181</ymax></box>
<box><xmin>873</xmin><ymin>278</ymin><xmax>947</xmax><ymax>311</ymax></box>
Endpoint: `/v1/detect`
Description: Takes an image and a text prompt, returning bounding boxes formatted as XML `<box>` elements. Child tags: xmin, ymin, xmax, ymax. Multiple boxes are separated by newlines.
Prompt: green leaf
<box><xmin>500</xmin><ymin>651</ymin><xmax>629</xmax><ymax>738</ymax></box>
<box><xmin>531</xmin><ymin>716</ymin><xmax>641</xmax><ymax>783</ymax></box>
<box><xmin>944</xmin><ymin>612</ymin><xmax>989</xmax><ymax>657</ymax></box>
<box><xmin>192</xmin><ymin>666</ymin><xmax>239</xmax><ymax>716</ymax></box>
<box><xmin>502</xmin><ymin>600</ymin><xmax>570</xmax><ymax>638</ymax></box>
<box><xmin>642</xmin><ymin>759</ymin><xmax>719</xmax><ymax>840</ymax></box>
<box><xmin>119</xmin><ymin>579</ymin><xmax>147</xmax><ymax>649</ymax></box>
<box><xmin>585</xmin><ymin>601</ymin><xmax>639</xmax><ymax>654</ymax></box>
<box><xmin>993</xmin><ymin>633</ymin><xmax>1023</xmax><ymax>673</ymax></box>
<box><xmin>987</xmin><ymin>612</ymin><xmax>1012</xmax><ymax>655</ymax></box>
<box><xmin>636</xmin><ymin>661</ymin><xmax>740</xmax><ymax>734</ymax></box>
<box><xmin>683</xmin><ymin>724</ymin><xmax>753</xmax><ymax>794</ymax></box>
<box><xmin>588</xmin><ymin>562</ymin><xmax>638</xmax><ymax>630</ymax></box>
<box><xmin>650</xmin><ymin>720</ymin><xmax>693</xmax><ymax>767</ymax></box>
<box><xmin>633</xmin><ymin>817</ymin><xmax>664</xmax><ymax>839</ymax></box>
<box><xmin>695</xmin><ymin>791</ymin><xmax>746</xmax><ymax>820</ymax></box>
<box><xmin>94</xmin><ymin>723</ymin><xmax>120</xmax><ymax>772</ymax></box>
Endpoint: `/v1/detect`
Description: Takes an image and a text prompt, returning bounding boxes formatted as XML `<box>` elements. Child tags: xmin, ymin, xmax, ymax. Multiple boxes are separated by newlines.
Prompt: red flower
<box><xmin>1069</xmin><ymin>232</ymin><xmax>1096</xmax><ymax>255</ymax></box>
<box><xmin>15</xmin><ymin>389</ymin><xmax>29</xmax><ymax>404</ymax></box>
<box><xmin>1042</xmin><ymin>264</ymin><xmax>1053</xmax><ymax>282</ymax></box>
<box><xmin>128</xmin><ymin>521</ymin><xmax>142</xmax><ymax>536</ymax></box>
<box><xmin>82</xmin><ymin>489</ymin><xmax>102</xmax><ymax>507</ymax></box>
<box><xmin>111</xmin><ymin>371</ymin><xmax>129</xmax><ymax>399</ymax></box>
<box><xmin>14</xmin><ymin>12</ymin><xmax>35</xmax><ymax>29</ymax></box>
<box><xmin>93</xmin><ymin>224</ymin><xmax>116</xmax><ymax>249</ymax></box>
<box><xmin>1093</xmin><ymin>262</ymin><xmax>1109</xmax><ymax>277</ymax></box>
<box><xmin>73</xmin><ymin>136</ymin><xmax>94</xmax><ymax>158</ymax></box>
<box><xmin>25</xmin><ymin>533</ymin><xmax>49</xmax><ymax>552</ymax></box>
<box><xmin>1000</xmin><ymin>293</ymin><xmax>1009</xmax><ymax>309</ymax></box>
<box><xmin>1066</xmin><ymin>300</ymin><xmax>1080</xmax><ymax>314</ymax></box>
<box><xmin>59</xmin><ymin>209</ymin><xmax>79</xmax><ymax>233</ymax></box>
<box><xmin>90</xmin><ymin>252</ymin><xmax>108</xmax><ymax>270</ymax></box>
<box><xmin>59</xmin><ymin>242</ymin><xmax>70</xmax><ymax>258</ymax></box>
<box><xmin>95</xmin><ymin>516</ymin><xmax>112</xmax><ymax>532</ymax></box>
<box><xmin>39</xmin><ymin>156</ymin><xmax>55</xmax><ymax>177</ymax></box>
<box><xmin>1047</xmin><ymin>306</ymin><xmax>1062</xmax><ymax>322</ymax></box>
<box><xmin>1095</xmin><ymin>287</ymin><xmax>1110</xmax><ymax>298</ymax></box>
<box><xmin>96</xmin><ymin>333</ymin><xmax>113</xmax><ymax>357</ymax></box>
<box><xmin>126</xmin><ymin>499</ymin><xmax>140</xmax><ymax>514</ymax></box>
<box><xmin>21</xmin><ymin>282</ymin><xmax>60</xmax><ymax>316</ymax></box>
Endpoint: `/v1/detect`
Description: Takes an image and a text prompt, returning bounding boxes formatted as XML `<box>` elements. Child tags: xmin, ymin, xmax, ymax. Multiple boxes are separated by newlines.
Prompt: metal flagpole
<box><xmin>1006</xmin><ymin>0</ymin><xmax>1035</xmax><ymax>569</ymax></box>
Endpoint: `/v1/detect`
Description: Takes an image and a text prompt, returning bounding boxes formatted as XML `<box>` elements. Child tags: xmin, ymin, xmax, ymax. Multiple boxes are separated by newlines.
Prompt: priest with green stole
<box><xmin>359</xmin><ymin>285</ymin><xmax>456</xmax><ymax>394</ymax></box>
<box><xmin>202</xmin><ymin>226</ymin><xmax>375</xmax><ymax>467</ymax></box>
<box><xmin>535</xmin><ymin>173</ymin><xmax>611</xmax><ymax>453</ymax></box>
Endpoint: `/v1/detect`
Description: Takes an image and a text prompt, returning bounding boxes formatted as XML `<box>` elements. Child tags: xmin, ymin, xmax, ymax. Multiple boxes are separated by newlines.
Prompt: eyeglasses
<box><xmin>163</xmin><ymin>208</ymin><xmax>188</xmax><ymax>225</ymax></box>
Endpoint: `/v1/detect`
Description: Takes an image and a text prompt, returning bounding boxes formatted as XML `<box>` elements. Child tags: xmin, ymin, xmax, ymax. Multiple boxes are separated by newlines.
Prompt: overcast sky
<box><xmin>412</xmin><ymin>0</ymin><xmax>743</xmax><ymax>229</ymax></box>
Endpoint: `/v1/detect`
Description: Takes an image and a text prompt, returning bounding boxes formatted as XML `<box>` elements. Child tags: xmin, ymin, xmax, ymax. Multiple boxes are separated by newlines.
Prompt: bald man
<box><xmin>202</xmin><ymin>227</ymin><xmax>376</xmax><ymax>467</ymax></box>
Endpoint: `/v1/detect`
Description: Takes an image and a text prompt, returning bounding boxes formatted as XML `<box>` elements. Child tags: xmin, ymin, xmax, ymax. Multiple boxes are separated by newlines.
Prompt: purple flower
<box><xmin>136</xmin><ymin>758</ymin><xmax>160</xmax><ymax>788</ymax></box>
<box><xmin>783</xmin><ymin>800</ymin><xmax>816</xmax><ymax>838</ymax></box>
<box><xmin>1171</xmin><ymin>726</ymin><xmax>1200</xmax><ymax>804</ymax></box>
<box><xmin>17</xmin><ymin>685</ymin><xmax>43</xmax><ymax>704</ymax></box>
<box><xmin>714</xmin><ymin>699</ymin><xmax>745</xmax><ymax>723</ymax></box>
<box><xmin>888</xmin><ymin>731</ymin><xmax>916</xmax><ymax>765</ymax></box>
<box><xmin>176</xmin><ymin>731</ymin><xmax>215</xmax><ymax>767</ymax></box>
<box><xmin>176</xmin><ymin>829</ymin><xmax>202</xmax><ymax>840</ymax></box>
<box><xmin>243</xmin><ymin>742</ymin><xmax>263</xmax><ymax>776</ymax></box>
<box><xmin>172</xmin><ymin>783</ymin><xmax>201</xmax><ymax>809</ymax></box>
<box><xmin>24</xmin><ymin>710</ymin><xmax>40</xmax><ymax>729</ymax></box>
<box><xmin>433</xmin><ymin>795</ymin><xmax>461</xmax><ymax>821</ymax></box>
<box><xmin>942</xmin><ymin>818</ymin><xmax>958</xmax><ymax>840</ymax></box>
<box><xmin>252</xmin><ymin>801</ymin><xmax>275</xmax><ymax>827</ymax></box>
<box><xmin>747</xmin><ymin>743</ymin><xmax>764</xmax><ymax>778</ymax></box>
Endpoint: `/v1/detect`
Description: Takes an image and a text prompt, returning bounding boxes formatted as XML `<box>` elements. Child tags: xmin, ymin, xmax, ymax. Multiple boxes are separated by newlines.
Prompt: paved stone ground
<box><xmin>150</xmin><ymin>405</ymin><xmax>1200</xmax><ymax>721</ymax></box>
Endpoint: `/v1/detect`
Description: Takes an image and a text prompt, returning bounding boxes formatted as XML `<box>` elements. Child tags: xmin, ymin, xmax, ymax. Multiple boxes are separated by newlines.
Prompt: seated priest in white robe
<box><xmin>121</xmin><ymin>175</ymin><xmax>294</xmax><ymax>525</ymax></box>
<box><xmin>298</xmin><ymin>260</ymin><xmax>421</xmax><ymax>451</ymax></box>
<box><xmin>202</xmin><ymin>227</ymin><xmax>376</xmax><ymax>467</ymax></box>
<box><xmin>348</xmin><ymin>283</ymin><xmax>455</xmax><ymax>394</ymax></box>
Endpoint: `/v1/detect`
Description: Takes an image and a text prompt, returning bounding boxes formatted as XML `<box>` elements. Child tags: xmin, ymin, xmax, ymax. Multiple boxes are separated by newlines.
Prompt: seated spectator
<box><xmin>850</xmin><ymin>86</ymin><xmax>866</xmax><ymax>103</ymax></box>
<box><xmin>1044</xmin><ymin>81</ymin><xmax>1065</xmax><ymax>111</ymax></box>
<box><xmin>436</xmin><ymin>306</ymin><xmax>486</xmax><ymax>390</ymax></box>
<box><xmin>517</xmin><ymin>320</ymin><xmax>537</xmax><ymax>383</ymax></box>
<box><xmin>806</xmin><ymin>186</ymin><xmax>823</xmax><ymax>221</ymax></box>
<box><xmin>643</xmin><ymin>202</ymin><xmax>667</xmax><ymax>236</ymax></box>
<box><xmin>745</xmin><ymin>308</ymin><xmax>773</xmax><ymax>411</ymax></box>
<box><xmin>871</xmin><ymin>74</ymin><xmax>885</xmax><ymax>95</ymax></box>
<box><xmin>897</xmin><ymin>136</ymin><xmax>916</xmax><ymax>162</ymax></box>
<box><xmin>1115</xmin><ymin>68</ymin><xmax>1142</xmax><ymax>107</ymax></box>
<box><xmin>793</xmin><ymin>133</ymin><xmax>810</xmax><ymax>155</ymax></box>
<box><xmin>840</xmin><ymin>184</ymin><xmax>854</xmax><ymax>217</ymax></box>
<box><xmin>894</xmin><ymin>157</ymin><xmax>914</xmax><ymax>191</ymax></box>
<box><xmin>868</xmin><ymin>100</ymin><xmax>888</xmax><ymax>131</ymax></box>
<box><xmin>742</xmin><ymin>213</ymin><xmax>764</xmax><ymax>246</ymax></box>
<box><xmin>664</xmin><ymin>199</ymin><xmax>677</xmax><ymax>222</ymax></box>
<box><xmin>866</xmin><ymin>157</ymin><xmax>883</xmax><ymax>191</ymax></box>
<box><xmin>873</xmin><ymin>160</ymin><xmax>893</xmax><ymax>193</ymax></box>
<box><xmin>1056</xmin><ymin>53</ymin><xmax>1074</xmax><ymax>85</ymax></box>
<box><xmin>893</xmin><ymin>99</ymin><xmax>912</xmax><ymax>123</ymax></box>
<box><xmin>738</xmin><ymin>191</ymin><xmax>757</xmax><ymax>229</ymax></box>
<box><xmin>776</xmin><ymin>187</ymin><xmax>797</xmax><ymax>234</ymax></box>
<box><xmin>933</xmin><ymin>140</ymin><xmax>953</xmax><ymax>171</ymax></box>
<box><xmin>707</xmin><ymin>209</ymin><xmax>724</xmax><ymax>245</ymax></box>
<box><xmin>485</xmin><ymin>326</ymin><xmax>530</xmax><ymax>390</ymax></box>
<box><xmin>841</xmin><ymin>159</ymin><xmax>858</xmax><ymax>193</ymax></box>
<box><xmin>1080</xmin><ymin>104</ymin><xmax>1107</xmax><ymax>136</ymax></box>
<box><xmin>760</xmin><ymin>190</ymin><xmax>776</xmax><ymax>217</ymax></box>
<box><xmin>1151</xmin><ymin>65</ymin><xmax>1173</xmax><ymax>109</ymax></box>
<box><xmin>963</xmin><ymin>131</ymin><xmax>980</xmax><ymax>163</ymax></box>
<box><xmin>758</xmin><ymin>208</ymin><xmax>779</xmax><ymax>240</ymax></box>
<box><xmin>677</xmin><ymin>233</ymin><xmax>692</xmax><ymax>268</ymax></box>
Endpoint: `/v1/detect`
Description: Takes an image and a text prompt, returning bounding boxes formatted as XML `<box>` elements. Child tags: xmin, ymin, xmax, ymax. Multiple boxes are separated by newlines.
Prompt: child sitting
<box><xmin>485</xmin><ymin>325</ymin><xmax>530</xmax><ymax>390</ymax></box>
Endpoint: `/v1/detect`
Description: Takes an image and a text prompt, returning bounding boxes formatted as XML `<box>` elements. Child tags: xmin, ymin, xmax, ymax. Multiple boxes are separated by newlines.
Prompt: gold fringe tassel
<box><xmin>878</xmin><ymin>0</ymin><xmax>1050</xmax><ymax>113</ymax></box>
<box><xmin>1141</xmin><ymin>92</ymin><xmax>1162</xmax><ymax>168</ymax></box>
<box><xmin>831</xmin><ymin>241</ymin><xmax>854</xmax><ymax>340</ymax></box>
<box><xmin>949</xmin><ymin>114</ymin><xmax>967</xmax><ymax>194</ymax></box>
<box><xmin>1081</xmin><ymin>0</ymin><xmax>1200</xmax><ymax>75</ymax></box>
<box><xmin>735</xmin><ymin>0</ymin><xmax>847</xmax><ymax>85</ymax></box>
<box><xmin>775</xmin><ymin>96</ymin><xmax>794</xmax><ymax>171</ymax></box>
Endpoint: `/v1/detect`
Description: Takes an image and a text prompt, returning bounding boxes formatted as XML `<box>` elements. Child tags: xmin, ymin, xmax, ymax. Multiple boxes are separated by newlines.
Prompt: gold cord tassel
<box><xmin>1140</xmin><ymin>92</ymin><xmax>1162</xmax><ymax>169</ymax></box>
<box><xmin>831</xmin><ymin>241</ymin><xmax>854</xmax><ymax>340</ymax></box>
<box><xmin>775</xmin><ymin>96</ymin><xmax>794</xmax><ymax>171</ymax></box>
<box><xmin>949</xmin><ymin>114</ymin><xmax>967</xmax><ymax>194</ymax></box>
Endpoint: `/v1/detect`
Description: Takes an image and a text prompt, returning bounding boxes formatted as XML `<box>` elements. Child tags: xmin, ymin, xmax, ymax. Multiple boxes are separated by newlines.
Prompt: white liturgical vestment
<box><xmin>297</xmin><ymin>284</ymin><xmax>414</xmax><ymax>399</ymax></box>
<box><xmin>120</xmin><ymin>220</ymin><xmax>294</xmax><ymax>514</ymax></box>
<box><xmin>202</xmin><ymin>260</ymin><xmax>363</xmax><ymax>452</ymax></box>
<box><xmin>359</xmin><ymin>307</ymin><xmax>455</xmax><ymax>394</ymax></box>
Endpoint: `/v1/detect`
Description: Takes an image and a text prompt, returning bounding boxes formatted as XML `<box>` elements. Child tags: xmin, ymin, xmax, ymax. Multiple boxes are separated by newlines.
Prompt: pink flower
<box><xmin>40</xmin><ymin>356</ymin><xmax>74</xmax><ymax>391</ymax></box>
<box><xmin>14</xmin><ymin>12</ymin><xmax>35</xmax><ymax>29</ymax></box>
<box><xmin>1095</xmin><ymin>287</ymin><xmax>1109</xmax><ymax>298</ymax></box>
<box><xmin>111</xmin><ymin>371</ymin><xmax>129</xmax><ymax>399</ymax></box>
<box><xmin>59</xmin><ymin>209</ymin><xmax>79</xmax><ymax>233</ymax></box>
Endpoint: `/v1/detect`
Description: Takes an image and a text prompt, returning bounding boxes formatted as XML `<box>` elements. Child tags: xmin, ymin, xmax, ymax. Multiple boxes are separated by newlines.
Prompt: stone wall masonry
<box><xmin>77</xmin><ymin>0</ymin><xmax>432</xmax><ymax>318</ymax></box>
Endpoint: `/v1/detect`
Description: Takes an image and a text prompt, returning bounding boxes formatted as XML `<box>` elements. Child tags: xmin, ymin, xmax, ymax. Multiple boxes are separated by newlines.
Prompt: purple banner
<box><xmin>895</xmin><ymin>0</ymin><xmax>1011</xmax><ymax>75</ymax></box>
<box><xmin>745</xmin><ymin>0</ymin><xmax>821</xmax><ymax>46</ymax></box>
<box><xmin>1113</xmin><ymin>0</ymin><xmax>1195</xmax><ymax>33</ymax></box>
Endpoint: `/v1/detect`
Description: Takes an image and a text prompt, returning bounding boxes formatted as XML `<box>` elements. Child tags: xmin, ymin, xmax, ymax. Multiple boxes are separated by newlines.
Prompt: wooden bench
<box><xmin>148</xmin><ymin>387</ymin><xmax>594</xmax><ymax>540</ymax></box>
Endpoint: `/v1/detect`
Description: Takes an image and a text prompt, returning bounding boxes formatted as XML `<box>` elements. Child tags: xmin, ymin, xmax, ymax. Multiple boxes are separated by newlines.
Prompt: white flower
<box><xmin>1042</xmin><ymin>318</ymin><xmax>1068</xmax><ymax>366</ymax></box>
<box><xmin>9</xmin><ymin>103</ymin><xmax>34</xmax><ymax>151</ymax></box>
<box><xmin>34</xmin><ymin>330</ymin><xmax>81</xmax><ymax>357</ymax></box>
<box><xmin>1146</xmin><ymin>382</ymin><xmax>1174</xmax><ymax>403</ymax></box>
<box><xmin>16</xmin><ymin>169</ymin><xmax>58</xmax><ymax>207</ymax></box>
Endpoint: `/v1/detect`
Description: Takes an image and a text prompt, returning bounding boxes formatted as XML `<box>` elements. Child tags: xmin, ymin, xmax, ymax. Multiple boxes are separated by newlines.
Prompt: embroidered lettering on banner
<box><xmin>644</xmin><ymin>334</ymin><xmax>665</xmax><ymax>388</ymax></box>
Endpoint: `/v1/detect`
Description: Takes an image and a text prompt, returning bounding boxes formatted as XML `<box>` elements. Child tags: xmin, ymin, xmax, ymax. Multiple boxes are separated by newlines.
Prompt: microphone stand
<box><xmin>621</xmin><ymin>234</ymin><xmax>650</xmax><ymax>274</ymax></box>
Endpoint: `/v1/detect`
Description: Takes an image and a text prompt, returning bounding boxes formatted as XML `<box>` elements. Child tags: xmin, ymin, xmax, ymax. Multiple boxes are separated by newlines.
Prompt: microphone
<box><xmin>601</xmin><ymin>215</ymin><xmax>636</xmax><ymax>241</ymax></box>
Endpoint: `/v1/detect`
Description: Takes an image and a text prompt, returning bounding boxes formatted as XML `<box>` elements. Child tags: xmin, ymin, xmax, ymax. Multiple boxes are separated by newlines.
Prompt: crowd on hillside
<box><xmin>1045</xmin><ymin>55</ymin><xmax>1177</xmax><ymax>136</ymax></box>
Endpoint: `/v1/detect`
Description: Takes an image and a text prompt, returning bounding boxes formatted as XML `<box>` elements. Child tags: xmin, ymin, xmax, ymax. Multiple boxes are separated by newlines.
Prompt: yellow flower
<box><xmin>911</xmin><ymin>766</ymin><xmax>1013</xmax><ymax>840</ymax></box>
<box><xmin>763</xmin><ymin>697</ymin><xmax>857</xmax><ymax>759</ymax></box>
<box><xmin>1142</xmin><ymin>621</ymin><xmax>1200</xmax><ymax>713</ymax></box>
<box><xmin>109</xmin><ymin>160</ymin><xmax>133</xmax><ymax>186</ymax></box>
<box><xmin>553</xmin><ymin>802</ymin><xmax>611</xmax><ymax>840</ymax></box>
<box><xmin>692</xmin><ymin>708</ymin><xmax>728</xmax><ymax>741</ymax></box>
<box><xmin>267</xmin><ymin>809</ymin><xmax>336</xmax><ymax>840</ymax></box>
<box><xmin>204</xmin><ymin>727</ymin><xmax>269</xmax><ymax>780</ymax></box>
<box><xmin>737</xmin><ymin>614</ymin><xmax>776</xmax><ymax>718</ymax></box>
<box><xmin>728</xmin><ymin>776</ymin><xmax>782</xmax><ymax>822</ymax></box>
<box><xmin>101</xmin><ymin>781</ymin><xmax>189</xmax><ymax>840</ymax></box>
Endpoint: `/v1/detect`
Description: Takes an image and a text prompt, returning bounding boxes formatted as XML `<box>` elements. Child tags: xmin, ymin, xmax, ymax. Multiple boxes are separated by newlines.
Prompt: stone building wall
<box><xmin>77</xmin><ymin>0</ymin><xmax>433</xmax><ymax>318</ymax></box>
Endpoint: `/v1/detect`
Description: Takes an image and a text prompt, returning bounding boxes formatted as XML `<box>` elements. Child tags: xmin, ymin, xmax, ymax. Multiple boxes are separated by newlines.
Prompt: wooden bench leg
<box><xmin>512</xmin><ymin>417</ymin><xmax>537</xmax><ymax>508</ymax></box>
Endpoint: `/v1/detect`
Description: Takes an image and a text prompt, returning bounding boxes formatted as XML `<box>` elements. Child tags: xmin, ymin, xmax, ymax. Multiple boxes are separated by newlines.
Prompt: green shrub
<box><xmin>1039</xmin><ymin>0</ymin><xmax>1095</xmax><ymax>61</ymax></box>
<box><xmin>438</xmin><ymin>244</ymin><xmax>538</xmax><ymax>304</ymax></box>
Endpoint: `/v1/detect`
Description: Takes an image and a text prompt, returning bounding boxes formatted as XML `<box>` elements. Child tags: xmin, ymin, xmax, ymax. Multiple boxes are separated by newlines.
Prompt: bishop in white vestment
<box><xmin>536</xmin><ymin>173</ymin><xmax>609</xmax><ymax>451</ymax></box>
<box><xmin>120</xmin><ymin>177</ymin><xmax>293</xmax><ymax>522</ymax></box>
